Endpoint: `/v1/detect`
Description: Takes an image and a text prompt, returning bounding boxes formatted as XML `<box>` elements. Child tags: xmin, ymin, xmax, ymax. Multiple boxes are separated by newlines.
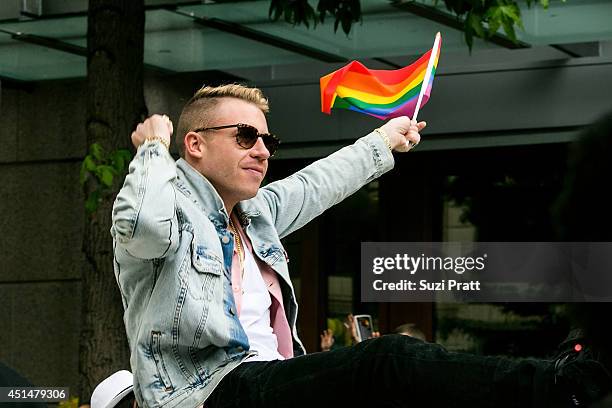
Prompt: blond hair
<box><xmin>176</xmin><ymin>84</ymin><xmax>270</xmax><ymax>157</ymax></box>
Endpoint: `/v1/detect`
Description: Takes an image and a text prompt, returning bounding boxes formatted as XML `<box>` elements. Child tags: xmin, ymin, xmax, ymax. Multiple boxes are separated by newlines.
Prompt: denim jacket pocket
<box><xmin>151</xmin><ymin>331</ymin><xmax>174</xmax><ymax>392</ymax></box>
<box><xmin>189</xmin><ymin>239</ymin><xmax>222</xmax><ymax>301</ymax></box>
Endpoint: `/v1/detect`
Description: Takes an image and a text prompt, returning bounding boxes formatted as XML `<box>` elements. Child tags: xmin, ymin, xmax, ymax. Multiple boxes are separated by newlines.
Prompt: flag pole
<box><xmin>412</xmin><ymin>32</ymin><xmax>440</xmax><ymax>121</ymax></box>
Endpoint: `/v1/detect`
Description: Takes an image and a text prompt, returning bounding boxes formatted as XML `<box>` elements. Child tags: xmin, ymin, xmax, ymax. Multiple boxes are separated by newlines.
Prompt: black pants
<box><xmin>207</xmin><ymin>335</ymin><xmax>554</xmax><ymax>408</ymax></box>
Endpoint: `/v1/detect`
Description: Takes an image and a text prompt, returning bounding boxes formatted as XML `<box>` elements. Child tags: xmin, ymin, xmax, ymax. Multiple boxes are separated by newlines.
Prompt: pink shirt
<box><xmin>230</xmin><ymin>215</ymin><xmax>294</xmax><ymax>359</ymax></box>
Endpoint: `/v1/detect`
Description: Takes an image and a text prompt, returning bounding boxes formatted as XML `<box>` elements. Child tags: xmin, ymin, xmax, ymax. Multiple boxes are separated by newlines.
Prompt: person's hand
<box><xmin>131</xmin><ymin>114</ymin><xmax>173</xmax><ymax>149</ymax></box>
<box><xmin>346</xmin><ymin>314</ymin><xmax>359</xmax><ymax>345</ymax></box>
<box><xmin>320</xmin><ymin>329</ymin><xmax>335</xmax><ymax>351</ymax></box>
<box><xmin>378</xmin><ymin>116</ymin><xmax>426</xmax><ymax>152</ymax></box>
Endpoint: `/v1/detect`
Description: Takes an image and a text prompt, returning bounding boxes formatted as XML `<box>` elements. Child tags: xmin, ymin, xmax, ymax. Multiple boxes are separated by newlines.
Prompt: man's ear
<box><xmin>184</xmin><ymin>131</ymin><xmax>204</xmax><ymax>159</ymax></box>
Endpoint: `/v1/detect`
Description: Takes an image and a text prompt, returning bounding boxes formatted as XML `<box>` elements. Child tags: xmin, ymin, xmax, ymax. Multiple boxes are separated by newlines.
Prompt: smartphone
<box><xmin>353</xmin><ymin>314</ymin><xmax>373</xmax><ymax>342</ymax></box>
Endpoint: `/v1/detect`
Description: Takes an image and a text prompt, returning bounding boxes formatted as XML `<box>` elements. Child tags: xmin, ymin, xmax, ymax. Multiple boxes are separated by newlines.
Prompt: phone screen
<box><xmin>356</xmin><ymin>316</ymin><xmax>373</xmax><ymax>341</ymax></box>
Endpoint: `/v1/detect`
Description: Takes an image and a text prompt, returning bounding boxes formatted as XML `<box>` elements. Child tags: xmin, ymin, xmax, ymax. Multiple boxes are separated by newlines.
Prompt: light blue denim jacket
<box><xmin>110</xmin><ymin>132</ymin><xmax>394</xmax><ymax>408</ymax></box>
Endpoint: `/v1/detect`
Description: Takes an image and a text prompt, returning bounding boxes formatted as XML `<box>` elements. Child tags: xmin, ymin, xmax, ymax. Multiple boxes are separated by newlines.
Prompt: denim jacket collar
<box><xmin>175</xmin><ymin>158</ymin><xmax>261</xmax><ymax>228</ymax></box>
<box><xmin>176</xmin><ymin>158</ymin><xmax>230</xmax><ymax>227</ymax></box>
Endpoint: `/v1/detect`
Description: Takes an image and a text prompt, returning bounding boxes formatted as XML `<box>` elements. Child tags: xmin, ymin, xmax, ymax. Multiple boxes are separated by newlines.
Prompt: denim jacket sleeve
<box><xmin>259</xmin><ymin>132</ymin><xmax>395</xmax><ymax>239</ymax></box>
<box><xmin>111</xmin><ymin>140</ymin><xmax>179</xmax><ymax>259</ymax></box>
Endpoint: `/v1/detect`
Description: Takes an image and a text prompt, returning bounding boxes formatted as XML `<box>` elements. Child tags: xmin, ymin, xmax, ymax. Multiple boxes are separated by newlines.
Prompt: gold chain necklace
<box><xmin>228</xmin><ymin>218</ymin><xmax>245</xmax><ymax>279</ymax></box>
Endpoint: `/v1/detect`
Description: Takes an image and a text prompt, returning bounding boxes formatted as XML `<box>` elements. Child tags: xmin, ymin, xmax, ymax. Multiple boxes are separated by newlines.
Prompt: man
<box><xmin>112</xmin><ymin>84</ymin><xmax>610</xmax><ymax>408</ymax></box>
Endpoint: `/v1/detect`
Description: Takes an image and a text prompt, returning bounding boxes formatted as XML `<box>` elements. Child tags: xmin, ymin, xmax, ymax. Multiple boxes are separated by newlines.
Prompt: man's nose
<box><xmin>250</xmin><ymin>137</ymin><xmax>270</xmax><ymax>159</ymax></box>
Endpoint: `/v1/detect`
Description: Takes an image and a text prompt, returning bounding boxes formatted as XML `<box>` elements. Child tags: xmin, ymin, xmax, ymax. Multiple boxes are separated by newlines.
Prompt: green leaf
<box><xmin>110</xmin><ymin>149</ymin><xmax>131</xmax><ymax>173</ymax></box>
<box><xmin>341</xmin><ymin>14</ymin><xmax>352</xmax><ymax>35</ymax></box>
<box><xmin>284</xmin><ymin>7</ymin><xmax>292</xmax><ymax>24</ymax></box>
<box><xmin>85</xmin><ymin>190</ymin><xmax>101</xmax><ymax>214</ymax></box>
<box><xmin>540</xmin><ymin>0</ymin><xmax>549</xmax><ymax>8</ymax></box>
<box><xmin>118</xmin><ymin>149</ymin><xmax>132</xmax><ymax>161</ymax></box>
<box><xmin>98</xmin><ymin>164</ymin><xmax>118</xmax><ymax>175</ymax></box>
<box><xmin>467</xmin><ymin>11</ymin><xmax>485</xmax><ymax>38</ymax></box>
<box><xmin>112</xmin><ymin>155</ymin><xmax>125</xmax><ymax>173</ymax></box>
<box><xmin>83</xmin><ymin>155</ymin><xmax>96</xmax><ymax>172</ymax></box>
<box><xmin>80</xmin><ymin>163</ymin><xmax>89</xmax><ymax>185</ymax></box>
<box><xmin>501</xmin><ymin>18</ymin><xmax>517</xmax><ymax>41</ymax></box>
<box><xmin>80</xmin><ymin>155</ymin><xmax>97</xmax><ymax>185</ymax></box>
<box><xmin>268</xmin><ymin>0</ymin><xmax>283</xmax><ymax>20</ymax></box>
<box><xmin>89</xmin><ymin>143</ymin><xmax>104</xmax><ymax>162</ymax></box>
<box><xmin>484</xmin><ymin>5</ymin><xmax>501</xmax><ymax>34</ymax></box>
<box><xmin>499</xmin><ymin>4</ymin><xmax>520</xmax><ymax>22</ymax></box>
<box><xmin>96</xmin><ymin>165</ymin><xmax>116</xmax><ymax>187</ymax></box>
<box><xmin>488</xmin><ymin>18</ymin><xmax>501</xmax><ymax>36</ymax></box>
<box><xmin>484</xmin><ymin>4</ymin><xmax>501</xmax><ymax>19</ymax></box>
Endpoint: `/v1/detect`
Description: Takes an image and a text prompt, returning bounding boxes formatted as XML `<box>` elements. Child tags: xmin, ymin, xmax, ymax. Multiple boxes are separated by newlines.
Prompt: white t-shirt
<box><xmin>239</xmin><ymin>246</ymin><xmax>284</xmax><ymax>362</ymax></box>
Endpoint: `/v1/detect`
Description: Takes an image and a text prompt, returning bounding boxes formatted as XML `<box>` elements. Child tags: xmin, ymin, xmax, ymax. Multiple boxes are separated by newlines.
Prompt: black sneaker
<box><xmin>553</xmin><ymin>329</ymin><xmax>612</xmax><ymax>407</ymax></box>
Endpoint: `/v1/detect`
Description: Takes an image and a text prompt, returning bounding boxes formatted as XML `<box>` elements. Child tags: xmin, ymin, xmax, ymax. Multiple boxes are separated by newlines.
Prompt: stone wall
<box><xmin>0</xmin><ymin>79</ymin><xmax>87</xmax><ymax>391</ymax></box>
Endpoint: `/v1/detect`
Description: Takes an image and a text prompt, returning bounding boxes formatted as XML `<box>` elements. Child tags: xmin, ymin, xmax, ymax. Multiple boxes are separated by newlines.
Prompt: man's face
<box><xmin>192</xmin><ymin>98</ymin><xmax>270</xmax><ymax>209</ymax></box>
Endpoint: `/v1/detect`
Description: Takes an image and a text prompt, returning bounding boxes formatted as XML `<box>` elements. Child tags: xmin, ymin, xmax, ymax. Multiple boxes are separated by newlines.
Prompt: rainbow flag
<box><xmin>320</xmin><ymin>32</ymin><xmax>442</xmax><ymax>120</ymax></box>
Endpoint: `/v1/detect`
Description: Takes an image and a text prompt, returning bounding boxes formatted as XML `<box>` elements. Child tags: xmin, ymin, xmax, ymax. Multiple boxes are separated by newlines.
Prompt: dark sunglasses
<box><xmin>193</xmin><ymin>123</ymin><xmax>280</xmax><ymax>156</ymax></box>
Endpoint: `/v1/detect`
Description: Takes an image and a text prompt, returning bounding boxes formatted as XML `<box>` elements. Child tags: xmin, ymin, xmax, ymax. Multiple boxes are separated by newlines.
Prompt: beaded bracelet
<box><xmin>145</xmin><ymin>135</ymin><xmax>170</xmax><ymax>150</ymax></box>
<box><xmin>373</xmin><ymin>128</ymin><xmax>392</xmax><ymax>151</ymax></box>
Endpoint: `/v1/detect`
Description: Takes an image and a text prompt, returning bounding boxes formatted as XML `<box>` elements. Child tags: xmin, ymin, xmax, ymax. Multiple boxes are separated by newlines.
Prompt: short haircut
<box><xmin>175</xmin><ymin>83</ymin><xmax>270</xmax><ymax>157</ymax></box>
<box><xmin>394</xmin><ymin>323</ymin><xmax>426</xmax><ymax>341</ymax></box>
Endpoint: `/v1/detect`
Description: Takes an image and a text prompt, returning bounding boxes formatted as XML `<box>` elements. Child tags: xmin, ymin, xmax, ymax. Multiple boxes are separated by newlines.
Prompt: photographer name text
<box><xmin>373</xmin><ymin>279</ymin><xmax>480</xmax><ymax>291</ymax></box>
